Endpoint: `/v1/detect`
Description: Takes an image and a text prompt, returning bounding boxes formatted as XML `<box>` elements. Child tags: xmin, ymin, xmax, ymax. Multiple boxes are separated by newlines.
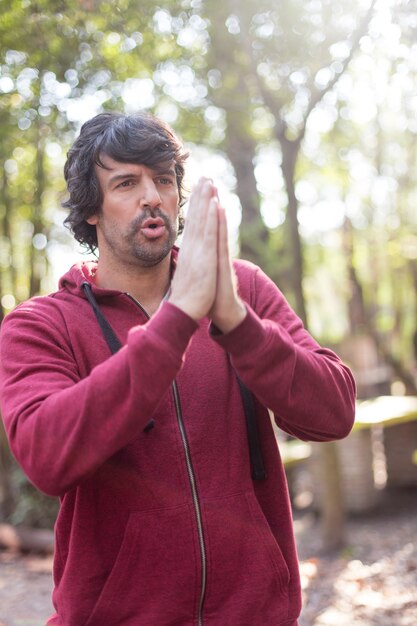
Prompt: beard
<box><xmin>100</xmin><ymin>208</ymin><xmax>179</xmax><ymax>268</ymax></box>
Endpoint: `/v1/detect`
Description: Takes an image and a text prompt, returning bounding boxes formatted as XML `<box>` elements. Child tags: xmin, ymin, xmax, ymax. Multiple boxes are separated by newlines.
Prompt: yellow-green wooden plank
<box><xmin>354</xmin><ymin>396</ymin><xmax>417</xmax><ymax>431</ymax></box>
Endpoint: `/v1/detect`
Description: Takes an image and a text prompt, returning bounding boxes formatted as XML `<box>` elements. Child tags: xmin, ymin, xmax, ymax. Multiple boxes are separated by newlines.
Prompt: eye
<box><xmin>157</xmin><ymin>176</ymin><xmax>175</xmax><ymax>185</ymax></box>
<box><xmin>116</xmin><ymin>179</ymin><xmax>134</xmax><ymax>189</ymax></box>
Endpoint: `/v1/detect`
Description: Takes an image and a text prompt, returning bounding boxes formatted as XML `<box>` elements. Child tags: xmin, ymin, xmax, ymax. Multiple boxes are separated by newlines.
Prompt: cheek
<box><xmin>165</xmin><ymin>187</ymin><xmax>180</xmax><ymax>204</ymax></box>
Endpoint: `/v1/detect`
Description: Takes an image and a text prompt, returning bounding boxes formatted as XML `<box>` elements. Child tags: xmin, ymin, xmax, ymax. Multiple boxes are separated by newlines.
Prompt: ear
<box><xmin>86</xmin><ymin>214</ymin><xmax>99</xmax><ymax>225</ymax></box>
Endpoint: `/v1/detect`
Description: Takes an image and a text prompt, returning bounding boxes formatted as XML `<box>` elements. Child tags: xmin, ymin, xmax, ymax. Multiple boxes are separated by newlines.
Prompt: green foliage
<box><xmin>8</xmin><ymin>465</ymin><xmax>59</xmax><ymax>529</ymax></box>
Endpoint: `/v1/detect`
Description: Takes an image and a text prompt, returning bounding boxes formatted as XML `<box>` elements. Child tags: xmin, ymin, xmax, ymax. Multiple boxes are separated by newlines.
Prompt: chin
<box><xmin>132</xmin><ymin>246</ymin><xmax>172</xmax><ymax>268</ymax></box>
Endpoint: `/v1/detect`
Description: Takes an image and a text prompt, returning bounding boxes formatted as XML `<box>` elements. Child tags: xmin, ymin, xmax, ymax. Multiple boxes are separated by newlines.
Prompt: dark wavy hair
<box><xmin>63</xmin><ymin>112</ymin><xmax>189</xmax><ymax>253</ymax></box>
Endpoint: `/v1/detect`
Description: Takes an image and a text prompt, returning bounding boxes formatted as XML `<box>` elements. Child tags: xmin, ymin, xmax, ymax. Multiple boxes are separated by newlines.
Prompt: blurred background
<box><xmin>0</xmin><ymin>0</ymin><xmax>417</xmax><ymax>624</ymax></box>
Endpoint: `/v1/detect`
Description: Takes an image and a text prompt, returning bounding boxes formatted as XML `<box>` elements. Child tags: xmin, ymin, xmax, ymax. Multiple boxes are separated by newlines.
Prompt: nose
<box><xmin>140</xmin><ymin>177</ymin><xmax>161</xmax><ymax>209</ymax></box>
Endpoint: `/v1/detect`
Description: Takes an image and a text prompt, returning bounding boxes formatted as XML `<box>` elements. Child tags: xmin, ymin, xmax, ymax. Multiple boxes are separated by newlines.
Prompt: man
<box><xmin>0</xmin><ymin>112</ymin><xmax>355</xmax><ymax>626</ymax></box>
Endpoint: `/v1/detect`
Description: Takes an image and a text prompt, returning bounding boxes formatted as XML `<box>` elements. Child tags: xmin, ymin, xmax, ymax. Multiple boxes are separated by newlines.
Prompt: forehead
<box><xmin>96</xmin><ymin>154</ymin><xmax>176</xmax><ymax>173</ymax></box>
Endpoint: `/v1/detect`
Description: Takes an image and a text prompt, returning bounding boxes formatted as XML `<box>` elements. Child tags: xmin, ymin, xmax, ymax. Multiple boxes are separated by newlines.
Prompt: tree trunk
<box><xmin>318</xmin><ymin>441</ymin><xmax>346</xmax><ymax>552</ymax></box>
<box><xmin>0</xmin><ymin>523</ymin><xmax>54</xmax><ymax>554</ymax></box>
<box><xmin>0</xmin><ymin>420</ymin><xmax>15</xmax><ymax>520</ymax></box>
<box><xmin>1</xmin><ymin>166</ymin><xmax>18</xmax><ymax>304</ymax></box>
<box><xmin>343</xmin><ymin>218</ymin><xmax>417</xmax><ymax>394</ymax></box>
<box><xmin>0</xmin><ymin>167</ymin><xmax>16</xmax><ymax>520</ymax></box>
<box><xmin>342</xmin><ymin>217</ymin><xmax>367</xmax><ymax>333</ymax></box>
<box><xmin>29</xmin><ymin>120</ymin><xmax>47</xmax><ymax>298</ymax></box>
<box><xmin>224</xmin><ymin>118</ymin><xmax>269</xmax><ymax>265</ymax></box>
<box><xmin>279</xmin><ymin>135</ymin><xmax>308</xmax><ymax>328</ymax></box>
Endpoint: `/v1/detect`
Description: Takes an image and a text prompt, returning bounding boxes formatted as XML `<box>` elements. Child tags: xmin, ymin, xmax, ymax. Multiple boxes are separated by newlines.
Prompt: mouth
<box><xmin>140</xmin><ymin>217</ymin><xmax>167</xmax><ymax>239</ymax></box>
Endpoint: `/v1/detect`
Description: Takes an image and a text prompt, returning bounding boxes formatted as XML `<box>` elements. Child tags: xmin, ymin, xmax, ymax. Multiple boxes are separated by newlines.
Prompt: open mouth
<box><xmin>141</xmin><ymin>217</ymin><xmax>165</xmax><ymax>229</ymax></box>
<box><xmin>140</xmin><ymin>217</ymin><xmax>166</xmax><ymax>239</ymax></box>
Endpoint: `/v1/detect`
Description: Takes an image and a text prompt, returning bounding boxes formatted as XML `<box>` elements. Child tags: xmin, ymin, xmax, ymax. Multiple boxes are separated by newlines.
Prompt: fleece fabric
<box><xmin>0</xmin><ymin>250</ymin><xmax>356</xmax><ymax>626</ymax></box>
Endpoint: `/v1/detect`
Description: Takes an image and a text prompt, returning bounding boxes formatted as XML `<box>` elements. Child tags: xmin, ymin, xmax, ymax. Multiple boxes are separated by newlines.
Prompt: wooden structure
<box><xmin>278</xmin><ymin>396</ymin><xmax>417</xmax><ymax>514</ymax></box>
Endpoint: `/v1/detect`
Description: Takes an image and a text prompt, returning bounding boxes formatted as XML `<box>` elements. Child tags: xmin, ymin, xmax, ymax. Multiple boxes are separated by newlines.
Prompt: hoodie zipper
<box><xmin>126</xmin><ymin>294</ymin><xmax>207</xmax><ymax>626</ymax></box>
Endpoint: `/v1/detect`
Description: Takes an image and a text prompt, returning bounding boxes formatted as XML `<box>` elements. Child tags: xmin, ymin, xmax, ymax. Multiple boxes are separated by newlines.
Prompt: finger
<box><xmin>204</xmin><ymin>196</ymin><xmax>219</xmax><ymax>245</ymax></box>
<box><xmin>217</xmin><ymin>204</ymin><xmax>231</xmax><ymax>268</ymax></box>
<box><xmin>181</xmin><ymin>178</ymin><xmax>204</xmax><ymax>241</ymax></box>
<box><xmin>183</xmin><ymin>178</ymin><xmax>214</xmax><ymax>241</ymax></box>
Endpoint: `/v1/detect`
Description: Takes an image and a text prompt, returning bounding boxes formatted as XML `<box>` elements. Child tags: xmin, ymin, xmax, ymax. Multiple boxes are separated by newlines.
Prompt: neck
<box><xmin>93</xmin><ymin>253</ymin><xmax>173</xmax><ymax>317</ymax></box>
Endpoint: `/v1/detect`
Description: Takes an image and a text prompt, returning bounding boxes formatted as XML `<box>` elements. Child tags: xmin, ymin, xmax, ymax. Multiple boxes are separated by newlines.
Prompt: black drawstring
<box><xmin>82</xmin><ymin>282</ymin><xmax>122</xmax><ymax>354</ymax></box>
<box><xmin>82</xmin><ymin>281</ymin><xmax>266</xmax><ymax>480</ymax></box>
<box><xmin>236</xmin><ymin>375</ymin><xmax>267</xmax><ymax>481</ymax></box>
<box><xmin>82</xmin><ymin>282</ymin><xmax>155</xmax><ymax>432</ymax></box>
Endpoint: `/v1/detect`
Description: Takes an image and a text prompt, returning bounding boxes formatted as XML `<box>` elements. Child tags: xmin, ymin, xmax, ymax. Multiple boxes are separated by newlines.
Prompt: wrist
<box><xmin>168</xmin><ymin>294</ymin><xmax>200</xmax><ymax>321</ymax></box>
<box><xmin>212</xmin><ymin>301</ymin><xmax>247</xmax><ymax>334</ymax></box>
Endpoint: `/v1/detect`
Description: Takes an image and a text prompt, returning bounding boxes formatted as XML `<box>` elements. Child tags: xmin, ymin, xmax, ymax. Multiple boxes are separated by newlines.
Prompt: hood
<box><xmin>58</xmin><ymin>261</ymin><xmax>105</xmax><ymax>298</ymax></box>
<box><xmin>58</xmin><ymin>247</ymin><xmax>179</xmax><ymax>299</ymax></box>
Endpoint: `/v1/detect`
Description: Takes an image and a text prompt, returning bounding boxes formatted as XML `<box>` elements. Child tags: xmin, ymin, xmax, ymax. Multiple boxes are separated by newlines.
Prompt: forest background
<box><xmin>0</xmin><ymin>0</ymin><xmax>417</xmax><ymax>530</ymax></box>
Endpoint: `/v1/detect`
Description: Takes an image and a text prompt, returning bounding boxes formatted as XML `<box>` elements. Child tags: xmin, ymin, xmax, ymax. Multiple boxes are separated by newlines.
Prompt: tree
<box><xmin>195</xmin><ymin>0</ymin><xmax>378</xmax><ymax>325</ymax></box>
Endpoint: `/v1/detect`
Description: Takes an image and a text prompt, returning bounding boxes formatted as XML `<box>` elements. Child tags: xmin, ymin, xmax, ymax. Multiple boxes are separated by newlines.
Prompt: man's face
<box><xmin>88</xmin><ymin>154</ymin><xmax>180</xmax><ymax>267</ymax></box>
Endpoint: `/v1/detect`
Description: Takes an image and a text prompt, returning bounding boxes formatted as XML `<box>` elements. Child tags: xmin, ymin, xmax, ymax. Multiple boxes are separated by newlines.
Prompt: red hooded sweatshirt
<box><xmin>0</xmin><ymin>251</ymin><xmax>355</xmax><ymax>626</ymax></box>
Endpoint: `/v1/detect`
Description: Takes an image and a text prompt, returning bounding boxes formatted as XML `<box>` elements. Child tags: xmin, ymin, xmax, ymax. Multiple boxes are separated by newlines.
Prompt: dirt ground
<box><xmin>296</xmin><ymin>487</ymin><xmax>417</xmax><ymax>626</ymax></box>
<box><xmin>0</xmin><ymin>487</ymin><xmax>416</xmax><ymax>626</ymax></box>
<box><xmin>0</xmin><ymin>551</ymin><xmax>53</xmax><ymax>626</ymax></box>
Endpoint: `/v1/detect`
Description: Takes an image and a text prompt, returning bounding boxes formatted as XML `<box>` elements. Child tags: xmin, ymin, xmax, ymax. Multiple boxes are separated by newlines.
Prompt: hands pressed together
<box><xmin>169</xmin><ymin>177</ymin><xmax>247</xmax><ymax>334</ymax></box>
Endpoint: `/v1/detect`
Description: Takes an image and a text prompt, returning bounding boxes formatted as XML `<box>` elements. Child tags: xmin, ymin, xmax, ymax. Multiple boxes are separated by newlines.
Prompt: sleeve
<box><xmin>210</xmin><ymin>266</ymin><xmax>356</xmax><ymax>442</ymax></box>
<box><xmin>0</xmin><ymin>299</ymin><xmax>198</xmax><ymax>496</ymax></box>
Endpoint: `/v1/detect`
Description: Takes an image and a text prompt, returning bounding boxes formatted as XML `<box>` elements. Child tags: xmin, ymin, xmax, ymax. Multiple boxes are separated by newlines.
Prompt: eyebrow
<box><xmin>107</xmin><ymin>173</ymin><xmax>137</xmax><ymax>187</ymax></box>
<box><xmin>107</xmin><ymin>167</ymin><xmax>177</xmax><ymax>188</ymax></box>
<box><xmin>154</xmin><ymin>166</ymin><xmax>177</xmax><ymax>177</ymax></box>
